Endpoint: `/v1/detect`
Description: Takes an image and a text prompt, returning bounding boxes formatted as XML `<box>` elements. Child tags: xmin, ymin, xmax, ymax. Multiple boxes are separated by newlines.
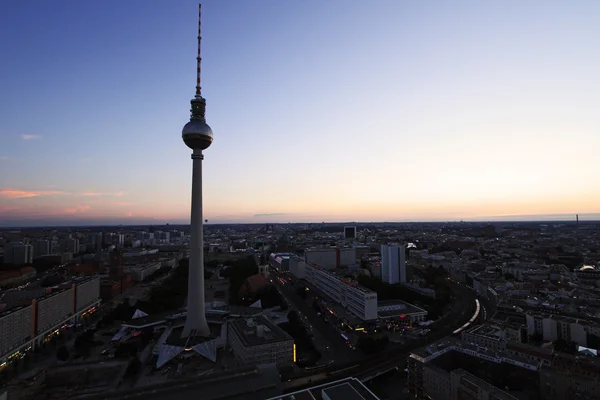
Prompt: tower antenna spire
<box><xmin>195</xmin><ymin>4</ymin><xmax>202</xmax><ymax>98</ymax></box>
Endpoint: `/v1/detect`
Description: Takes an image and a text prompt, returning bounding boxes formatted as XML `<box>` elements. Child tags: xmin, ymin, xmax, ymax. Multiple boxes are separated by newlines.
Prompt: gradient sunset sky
<box><xmin>1</xmin><ymin>0</ymin><xmax>599</xmax><ymax>226</ymax></box>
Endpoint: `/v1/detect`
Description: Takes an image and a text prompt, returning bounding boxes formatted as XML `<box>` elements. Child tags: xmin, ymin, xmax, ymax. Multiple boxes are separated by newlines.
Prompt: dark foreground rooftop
<box><xmin>269</xmin><ymin>377</ymin><xmax>380</xmax><ymax>400</ymax></box>
<box><xmin>80</xmin><ymin>364</ymin><xmax>282</xmax><ymax>400</ymax></box>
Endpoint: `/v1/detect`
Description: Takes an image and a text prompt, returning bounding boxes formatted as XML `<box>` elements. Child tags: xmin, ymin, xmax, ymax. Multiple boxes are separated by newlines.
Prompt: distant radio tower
<box><xmin>181</xmin><ymin>3</ymin><xmax>213</xmax><ymax>338</ymax></box>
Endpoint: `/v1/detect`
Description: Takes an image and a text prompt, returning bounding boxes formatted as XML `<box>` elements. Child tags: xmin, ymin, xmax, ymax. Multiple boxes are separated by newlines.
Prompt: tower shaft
<box><xmin>182</xmin><ymin>149</ymin><xmax>210</xmax><ymax>337</ymax></box>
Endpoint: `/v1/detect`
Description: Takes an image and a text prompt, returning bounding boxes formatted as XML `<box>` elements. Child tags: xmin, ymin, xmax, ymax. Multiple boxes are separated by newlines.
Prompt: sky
<box><xmin>1</xmin><ymin>0</ymin><xmax>599</xmax><ymax>226</ymax></box>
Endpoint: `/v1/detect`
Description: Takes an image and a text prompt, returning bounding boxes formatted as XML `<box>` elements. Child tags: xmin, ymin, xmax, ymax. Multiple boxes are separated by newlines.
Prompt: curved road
<box><xmin>283</xmin><ymin>281</ymin><xmax>479</xmax><ymax>391</ymax></box>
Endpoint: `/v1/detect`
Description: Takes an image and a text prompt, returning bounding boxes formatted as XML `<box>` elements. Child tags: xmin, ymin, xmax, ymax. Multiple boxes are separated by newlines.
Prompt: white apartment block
<box><xmin>1</xmin><ymin>277</ymin><xmax>101</xmax><ymax>365</ymax></box>
<box><xmin>75</xmin><ymin>277</ymin><xmax>101</xmax><ymax>311</ymax></box>
<box><xmin>0</xmin><ymin>305</ymin><xmax>33</xmax><ymax>358</ymax></box>
<box><xmin>526</xmin><ymin>313</ymin><xmax>600</xmax><ymax>347</ymax></box>
<box><xmin>381</xmin><ymin>244</ymin><xmax>406</xmax><ymax>284</ymax></box>
<box><xmin>35</xmin><ymin>289</ymin><xmax>74</xmax><ymax>334</ymax></box>
<box><xmin>305</xmin><ymin>264</ymin><xmax>377</xmax><ymax>321</ymax></box>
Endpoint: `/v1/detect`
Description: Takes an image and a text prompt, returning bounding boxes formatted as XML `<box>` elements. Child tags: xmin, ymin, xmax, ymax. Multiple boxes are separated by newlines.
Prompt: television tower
<box><xmin>181</xmin><ymin>3</ymin><xmax>213</xmax><ymax>338</ymax></box>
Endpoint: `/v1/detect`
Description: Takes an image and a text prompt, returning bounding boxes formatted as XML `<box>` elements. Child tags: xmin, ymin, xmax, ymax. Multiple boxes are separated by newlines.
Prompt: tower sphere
<box><xmin>182</xmin><ymin>119</ymin><xmax>213</xmax><ymax>150</ymax></box>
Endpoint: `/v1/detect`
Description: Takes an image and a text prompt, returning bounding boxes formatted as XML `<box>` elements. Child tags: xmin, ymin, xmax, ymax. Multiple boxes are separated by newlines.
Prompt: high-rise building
<box><xmin>381</xmin><ymin>244</ymin><xmax>406</xmax><ymax>284</ymax></box>
<box><xmin>60</xmin><ymin>238</ymin><xmax>79</xmax><ymax>255</ymax></box>
<box><xmin>34</xmin><ymin>240</ymin><xmax>50</xmax><ymax>258</ymax></box>
<box><xmin>4</xmin><ymin>243</ymin><xmax>33</xmax><ymax>265</ymax></box>
<box><xmin>93</xmin><ymin>233</ymin><xmax>103</xmax><ymax>253</ymax></box>
<box><xmin>181</xmin><ymin>3</ymin><xmax>213</xmax><ymax>338</ymax></box>
<box><xmin>344</xmin><ymin>226</ymin><xmax>357</xmax><ymax>239</ymax></box>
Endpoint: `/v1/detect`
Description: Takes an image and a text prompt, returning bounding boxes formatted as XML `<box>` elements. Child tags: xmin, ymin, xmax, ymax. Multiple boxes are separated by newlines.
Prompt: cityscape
<box><xmin>1</xmin><ymin>1</ymin><xmax>600</xmax><ymax>400</ymax></box>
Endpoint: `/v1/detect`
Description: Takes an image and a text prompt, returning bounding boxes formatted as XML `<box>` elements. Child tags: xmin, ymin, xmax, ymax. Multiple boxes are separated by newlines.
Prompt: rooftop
<box><xmin>410</xmin><ymin>338</ymin><xmax>539</xmax><ymax>371</ymax></box>
<box><xmin>465</xmin><ymin>324</ymin><xmax>505</xmax><ymax>341</ymax></box>
<box><xmin>81</xmin><ymin>364</ymin><xmax>282</xmax><ymax>400</ymax></box>
<box><xmin>452</xmin><ymin>368</ymin><xmax>519</xmax><ymax>400</ymax></box>
<box><xmin>308</xmin><ymin>263</ymin><xmax>375</xmax><ymax>295</ymax></box>
<box><xmin>229</xmin><ymin>315</ymin><xmax>292</xmax><ymax>347</ymax></box>
<box><xmin>270</xmin><ymin>377</ymin><xmax>380</xmax><ymax>400</ymax></box>
<box><xmin>377</xmin><ymin>300</ymin><xmax>427</xmax><ymax>318</ymax></box>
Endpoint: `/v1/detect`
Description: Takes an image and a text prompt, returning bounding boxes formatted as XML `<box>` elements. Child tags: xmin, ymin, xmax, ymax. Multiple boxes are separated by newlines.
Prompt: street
<box><xmin>270</xmin><ymin>271</ymin><xmax>358</xmax><ymax>366</ymax></box>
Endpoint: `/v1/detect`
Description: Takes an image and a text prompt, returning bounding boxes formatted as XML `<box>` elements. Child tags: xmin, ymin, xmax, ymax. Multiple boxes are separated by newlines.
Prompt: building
<box><xmin>377</xmin><ymin>300</ymin><xmax>427</xmax><ymax>323</ymax></box>
<box><xmin>60</xmin><ymin>238</ymin><xmax>80</xmax><ymax>255</ymax></box>
<box><xmin>3</xmin><ymin>243</ymin><xmax>33</xmax><ymax>265</ymax></box>
<box><xmin>74</xmin><ymin>277</ymin><xmax>101</xmax><ymax>311</ymax></box>
<box><xmin>408</xmin><ymin>338</ymin><xmax>539</xmax><ymax>400</ymax></box>
<box><xmin>228</xmin><ymin>316</ymin><xmax>294</xmax><ymax>368</ymax></box>
<box><xmin>305</xmin><ymin>247</ymin><xmax>358</xmax><ymax>270</ymax></box>
<box><xmin>381</xmin><ymin>244</ymin><xmax>406</xmax><ymax>284</ymax></box>
<box><xmin>576</xmin><ymin>266</ymin><xmax>600</xmax><ymax>287</ymax></box>
<box><xmin>450</xmin><ymin>369</ymin><xmax>518</xmax><ymax>400</ymax></box>
<box><xmin>33</xmin><ymin>239</ymin><xmax>50</xmax><ymax>258</ymax></box>
<box><xmin>525</xmin><ymin>312</ymin><xmax>600</xmax><ymax>347</ymax></box>
<box><xmin>269</xmin><ymin>253</ymin><xmax>293</xmax><ymax>272</ymax></box>
<box><xmin>269</xmin><ymin>377</ymin><xmax>380</xmax><ymax>400</ymax></box>
<box><xmin>305</xmin><ymin>264</ymin><xmax>377</xmax><ymax>321</ymax></box>
<box><xmin>126</xmin><ymin>261</ymin><xmax>162</xmax><ymax>281</ymax></box>
<box><xmin>539</xmin><ymin>352</ymin><xmax>600</xmax><ymax>399</ymax></box>
<box><xmin>344</xmin><ymin>226</ymin><xmax>357</xmax><ymax>240</ymax></box>
<box><xmin>289</xmin><ymin>256</ymin><xmax>306</xmax><ymax>279</ymax></box>
<box><xmin>0</xmin><ymin>305</ymin><xmax>33</xmax><ymax>362</ymax></box>
<box><xmin>461</xmin><ymin>324</ymin><xmax>509</xmax><ymax>352</ymax></box>
<box><xmin>0</xmin><ymin>277</ymin><xmax>101</xmax><ymax>366</ymax></box>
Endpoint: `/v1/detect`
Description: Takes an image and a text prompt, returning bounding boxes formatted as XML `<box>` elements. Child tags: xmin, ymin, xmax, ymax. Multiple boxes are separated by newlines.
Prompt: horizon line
<box><xmin>0</xmin><ymin>214</ymin><xmax>597</xmax><ymax>229</ymax></box>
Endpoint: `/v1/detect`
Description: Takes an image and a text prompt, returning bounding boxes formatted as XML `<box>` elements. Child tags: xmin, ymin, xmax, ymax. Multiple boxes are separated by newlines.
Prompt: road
<box><xmin>282</xmin><ymin>280</ymin><xmax>479</xmax><ymax>392</ymax></box>
<box><xmin>271</xmin><ymin>272</ymin><xmax>358</xmax><ymax>366</ymax></box>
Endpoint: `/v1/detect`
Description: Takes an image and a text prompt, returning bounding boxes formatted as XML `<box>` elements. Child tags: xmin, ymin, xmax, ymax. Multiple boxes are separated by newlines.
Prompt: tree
<box><xmin>56</xmin><ymin>346</ymin><xmax>69</xmax><ymax>362</ymax></box>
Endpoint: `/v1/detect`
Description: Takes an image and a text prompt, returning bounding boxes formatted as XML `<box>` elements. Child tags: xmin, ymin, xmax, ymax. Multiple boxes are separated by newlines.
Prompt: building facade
<box><xmin>0</xmin><ymin>277</ymin><xmax>101</xmax><ymax>366</ymax></box>
<box><xmin>228</xmin><ymin>316</ymin><xmax>294</xmax><ymax>368</ymax></box>
<box><xmin>381</xmin><ymin>244</ymin><xmax>406</xmax><ymax>284</ymax></box>
<box><xmin>305</xmin><ymin>264</ymin><xmax>377</xmax><ymax>321</ymax></box>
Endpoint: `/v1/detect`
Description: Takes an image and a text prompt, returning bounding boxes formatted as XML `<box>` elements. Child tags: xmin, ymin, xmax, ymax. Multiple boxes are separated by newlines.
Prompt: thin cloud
<box><xmin>110</xmin><ymin>201</ymin><xmax>134</xmax><ymax>206</ymax></box>
<box><xmin>21</xmin><ymin>134</ymin><xmax>41</xmax><ymax>140</ymax></box>
<box><xmin>0</xmin><ymin>188</ymin><xmax>66</xmax><ymax>198</ymax></box>
<box><xmin>254</xmin><ymin>213</ymin><xmax>286</xmax><ymax>217</ymax></box>
<box><xmin>62</xmin><ymin>205</ymin><xmax>91</xmax><ymax>214</ymax></box>
<box><xmin>0</xmin><ymin>156</ymin><xmax>10</xmax><ymax>161</ymax></box>
<box><xmin>81</xmin><ymin>191</ymin><xmax>125</xmax><ymax>197</ymax></box>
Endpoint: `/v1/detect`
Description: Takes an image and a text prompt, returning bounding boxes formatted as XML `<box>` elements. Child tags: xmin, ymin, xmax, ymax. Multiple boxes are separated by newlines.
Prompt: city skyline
<box><xmin>1</xmin><ymin>0</ymin><xmax>599</xmax><ymax>226</ymax></box>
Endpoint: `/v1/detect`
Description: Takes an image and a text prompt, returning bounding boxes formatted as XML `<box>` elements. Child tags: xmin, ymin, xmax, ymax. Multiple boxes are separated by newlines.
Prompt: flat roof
<box><xmin>453</xmin><ymin>369</ymin><xmax>518</xmax><ymax>400</ymax></box>
<box><xmin>80</xmin><ymin>364</ymin><xmax>282</xmax><ymax>400</ymax></box>
<box><xmin>229</xmin><ymin>315</ymin><xmax>292</xmax><ymax>347</ymax></box>
<box><xmin>377</xmin><ymin>300</ymin><xmax>427</xmax><ymax>318</ymax></box>
<box><xmin>410</xmin><ymin>338</ymin><xmax>538</xmax><ymax>370</ymax></box>
<box><xmin>323</xmin><ymin>383</ymin><xmax>366</xmax><ymax>400</ymax></box>
<box><xmin>307</xmin><ymin>264</ymin><xmax>375</xmax><ymax>295</ymax></box>
<box><xmin>270</xmin><ymin>377</ymin><xmax>379</xmax><ymax>400</ymax></box>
